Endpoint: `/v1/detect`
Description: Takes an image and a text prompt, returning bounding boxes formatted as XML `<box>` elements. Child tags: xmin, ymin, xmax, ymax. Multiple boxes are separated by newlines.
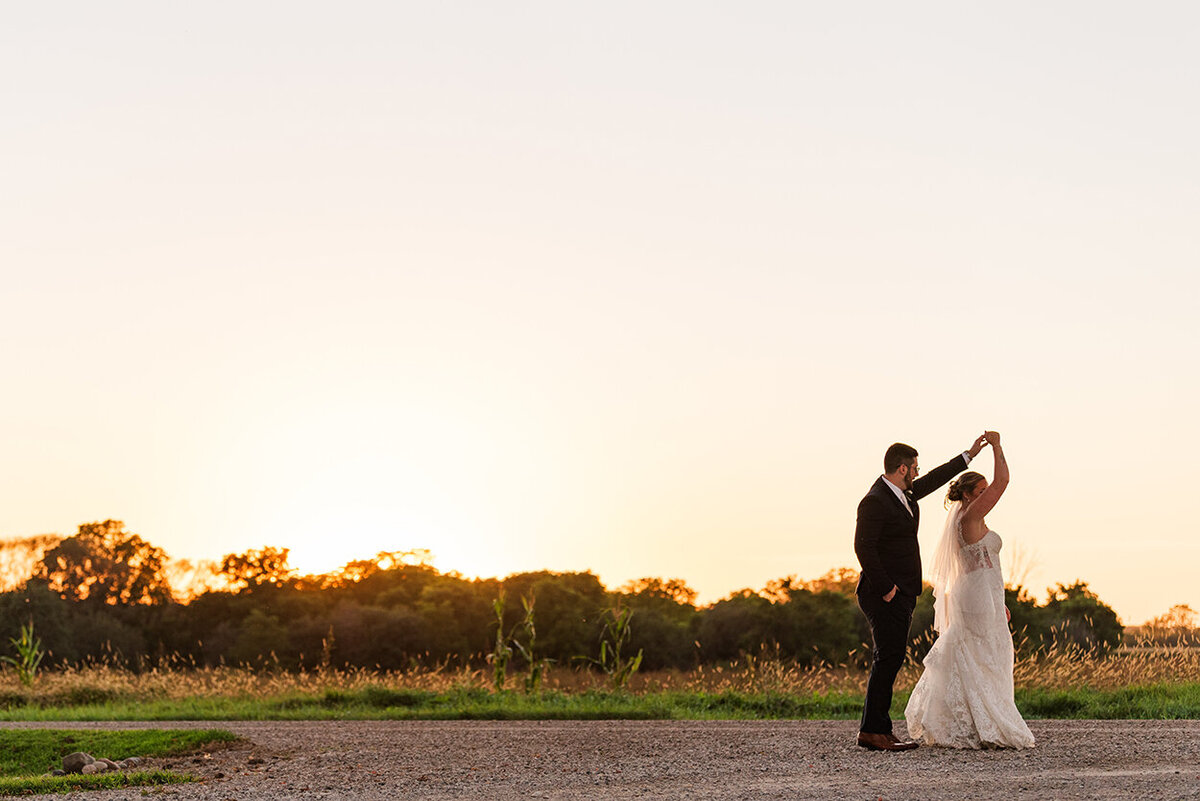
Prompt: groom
<box><xmin>854</xmin><ymin>436</ymin><xmax>986</xmax><ymax>751</ymax></box>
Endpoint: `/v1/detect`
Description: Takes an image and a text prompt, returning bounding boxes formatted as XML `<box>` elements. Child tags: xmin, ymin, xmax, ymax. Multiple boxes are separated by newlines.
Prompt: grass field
<box><xmin>2</xmin><ymin>643</ymin><xmax>1199</xmax><ymax>721</ymax></box>
<box><xmin>7</xmin><ymin>684</ymin><xmax>1199</xmax><ymax>722</ymax></box>
<box><xmin>0</xmin><ymin>728</ymin><xmax>239</xmax><ymax>796</ymax></box>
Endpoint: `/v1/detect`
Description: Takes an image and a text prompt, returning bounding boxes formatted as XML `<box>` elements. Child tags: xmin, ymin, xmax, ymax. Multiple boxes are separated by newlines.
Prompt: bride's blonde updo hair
<box><xmin>945</xmin><ymin>471</ymin><xmax>986</xmax><ymax>507</ymax></box>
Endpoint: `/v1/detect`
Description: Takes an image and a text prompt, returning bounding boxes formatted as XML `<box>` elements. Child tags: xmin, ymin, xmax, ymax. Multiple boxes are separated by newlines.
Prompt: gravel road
<box><xmin>3</xmin><ymin>719</ymin><xmax>1199</xmax><ymax>800</ymax></box>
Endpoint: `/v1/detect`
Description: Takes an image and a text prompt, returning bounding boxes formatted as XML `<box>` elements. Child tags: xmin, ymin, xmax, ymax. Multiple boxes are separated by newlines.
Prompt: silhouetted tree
<box><xmin>334</xmin><ymin>549</ymin><xmax>435</xmax><ymax>586</ymax></box>
<box><xmin>227</xmin><ymin>608</ymin><xmax>290</xmax><ymax>666</ymax></box>
<box><xmin>695</xmin><ymin>590</ymin><xmax>774</xmax><ymax>661</ymax></box>
<box><xmin>0</xmin><ymin>579</ymin><xmax>76</xmax><ymax>663</ymax></box>
<box><xmin>772</xmin><ymin>586</ymin><xmax>867</xmax><ymax>665</ymax></box>
<box><xmin>619</xmin><ymin>577</ymin><xmax>698</xmax><ymax>607</ymax></box>
<box><xmin>217</xmin><ymin>546</ymin><xmax>294</xmax><ymax>592</ymax></box>
<box><xmin>416</xmin><ymin>579</ymin><xmax>493</xmax><ymax>660</ymax></box>
<box><xmin>501</xmin><ymin>572</ymin><xmax>607</xmax><ymax>663</ymax></box>
<box><xmin>802</xmin><ymin>567</ymin><xmax>860</xmax><ymax>598</ymax></box>
<box><xmin>34</xmin><ymin>520</ymin><xmax>171</xmax><ymax>605</ymax></box>
<box><xmin>1041</xmin><ymin>581</ymin><xmax>1123</xmax><ymax>655</ymax></box>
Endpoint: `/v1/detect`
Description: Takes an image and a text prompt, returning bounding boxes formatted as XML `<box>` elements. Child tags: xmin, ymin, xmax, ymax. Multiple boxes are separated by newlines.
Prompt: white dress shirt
<box><xmin>881</xmin><ymin>451</ymin><xmax>973</xmax><ymax>516</ymax></box>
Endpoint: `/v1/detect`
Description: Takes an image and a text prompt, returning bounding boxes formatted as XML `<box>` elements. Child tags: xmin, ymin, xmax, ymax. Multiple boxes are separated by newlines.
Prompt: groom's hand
<box><xmin>967</xmin><ymin>433</ymin><xmax>987</xmax><ymax>459</ymax></box>
<box><xmin>883</xmin><ymin>585</ymin><xmax>898</xmax><ymax>603</ymax></box>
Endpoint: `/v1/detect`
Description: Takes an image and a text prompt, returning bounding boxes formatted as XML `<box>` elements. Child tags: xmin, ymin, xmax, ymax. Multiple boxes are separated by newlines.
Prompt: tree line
<box><xmin>0</xmin><ymin>520</ymin><xmax>1127</xmax><ymax>673</ymax></box>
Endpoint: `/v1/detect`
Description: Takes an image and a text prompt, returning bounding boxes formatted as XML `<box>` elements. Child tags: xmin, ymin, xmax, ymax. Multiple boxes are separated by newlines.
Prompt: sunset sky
<box><xmin>3</xmin><ymin>3</ymin><xmax>1197</xmax><ymax>624</ymax></box>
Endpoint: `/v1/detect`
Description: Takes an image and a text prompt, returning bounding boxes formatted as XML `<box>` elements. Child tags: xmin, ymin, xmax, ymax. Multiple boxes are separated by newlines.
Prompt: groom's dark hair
<box><xmin>884</xmin><ymin>443</ymin><xmax>919</xmax><ymax>473</ymax></box>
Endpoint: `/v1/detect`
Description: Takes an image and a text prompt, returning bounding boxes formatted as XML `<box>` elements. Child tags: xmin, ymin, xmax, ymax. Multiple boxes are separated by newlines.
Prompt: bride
<box><xmin>904</xmin><ymin>431</ymin><xmax>1035</xmax><ymax>749</ymax></box>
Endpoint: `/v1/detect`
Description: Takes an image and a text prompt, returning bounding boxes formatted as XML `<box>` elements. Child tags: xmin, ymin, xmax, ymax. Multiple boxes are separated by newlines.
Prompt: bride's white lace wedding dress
<box><xmin>904</xmin><ymin>506</ymin><xmax>1035</xmax><ymax>749</ymax></box>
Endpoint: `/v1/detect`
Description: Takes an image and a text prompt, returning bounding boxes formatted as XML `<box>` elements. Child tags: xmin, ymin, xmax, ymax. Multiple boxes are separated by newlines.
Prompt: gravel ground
<box><xmin>3</xmin><ymin>719</ymin><xmax>1199</xmax><ymax>800</ymax></box>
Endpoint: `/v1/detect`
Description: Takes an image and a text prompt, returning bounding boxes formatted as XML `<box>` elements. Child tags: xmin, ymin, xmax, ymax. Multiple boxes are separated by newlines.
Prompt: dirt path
<box><xmin>4</xmin><ymin>719</ymin><xmax>1199</xmax><ymax>800</ymax></box>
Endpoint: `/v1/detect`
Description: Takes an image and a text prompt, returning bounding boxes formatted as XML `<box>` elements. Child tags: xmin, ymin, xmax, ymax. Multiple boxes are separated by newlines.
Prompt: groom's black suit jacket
<box><xmin>854</xmin><ymin>454</ymin><xmax>969</xmax><ymax>600</ymax></box>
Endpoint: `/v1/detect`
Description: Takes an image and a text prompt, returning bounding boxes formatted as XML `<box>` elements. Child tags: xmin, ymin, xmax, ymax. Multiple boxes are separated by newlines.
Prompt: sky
<box><xmin>2</xmin><ymin>3</ymin><xmax>1198</xmax><ymax>625</ymax></box>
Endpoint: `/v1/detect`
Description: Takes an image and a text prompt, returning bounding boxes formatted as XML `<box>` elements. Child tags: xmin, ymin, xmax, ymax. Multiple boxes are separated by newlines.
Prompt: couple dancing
<box><xmin>854</xmin><ymin>432</ymin><xmax>1035</xmax><ymax>751</ymax></box>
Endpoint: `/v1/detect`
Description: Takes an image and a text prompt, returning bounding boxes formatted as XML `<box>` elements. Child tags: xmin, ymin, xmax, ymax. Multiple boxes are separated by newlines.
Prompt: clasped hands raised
<box><xmin>967</xmin><ymin>431</ymin><xmax>1002</xmax><ymax>458</ymax></box>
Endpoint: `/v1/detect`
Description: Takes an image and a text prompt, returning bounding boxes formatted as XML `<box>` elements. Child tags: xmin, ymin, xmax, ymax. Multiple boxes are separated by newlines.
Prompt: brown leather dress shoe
<box><xmin>857</xmin><ymin>732</ymin><xmax>918</xmax><ymax>751</ymax></box>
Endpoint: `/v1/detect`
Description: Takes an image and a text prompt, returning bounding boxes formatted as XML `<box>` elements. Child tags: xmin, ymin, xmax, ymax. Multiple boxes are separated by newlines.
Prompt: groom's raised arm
<box><xmin>854</xmin><ymin>494</ymin><xmax>893</xmax><ymax>596</ymax></box>
<box><xmin>910</xmin><ymin>453</ymin><xmax>969</xmax><ymax>501</ymax></box>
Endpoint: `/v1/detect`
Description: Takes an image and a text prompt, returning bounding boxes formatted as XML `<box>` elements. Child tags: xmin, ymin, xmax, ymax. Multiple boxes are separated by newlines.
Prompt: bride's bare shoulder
<box><xmin>959</xmin><ymin>513</ymin><xmax>988</xmax><ymax>545</ymax></box>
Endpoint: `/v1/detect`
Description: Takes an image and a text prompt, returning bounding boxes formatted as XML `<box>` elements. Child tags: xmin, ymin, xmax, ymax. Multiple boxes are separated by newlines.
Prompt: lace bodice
<box><xmin>959</xmin><ymin>529</ymin><xmax>1002</xmax><ymax>574</ymax></box>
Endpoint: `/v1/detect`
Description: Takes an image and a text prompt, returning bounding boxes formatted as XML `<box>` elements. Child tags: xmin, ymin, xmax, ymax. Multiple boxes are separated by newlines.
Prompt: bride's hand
<box><xmin>984</xmin><ymin>431</ymin><xmax>1001</xmax><ymax>447</ymax></box>
<box><xmin>1005</xmin><ymin>606</ymin><xmax>1011</xmax><ymax>622</ymax></box>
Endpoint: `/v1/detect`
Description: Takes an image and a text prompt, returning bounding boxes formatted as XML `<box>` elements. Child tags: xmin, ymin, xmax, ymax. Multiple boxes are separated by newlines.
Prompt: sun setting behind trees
<box><xmin>0</xmin><ymin>520</ymin><xmax>1189</xmax><ymax>626</ymax></box>
<box><xmin>0</xmin><ymin>522</ymin><xmax>437</xmax><ymax>602</ymax></box>
<box><xmin>0</xmin><ymin>518</ymin><xmax>1188</xmax><ymax>683</ymax></box>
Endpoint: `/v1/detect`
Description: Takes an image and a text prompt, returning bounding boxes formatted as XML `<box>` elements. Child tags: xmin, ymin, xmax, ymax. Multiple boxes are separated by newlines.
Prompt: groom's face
<box><xmin>900</xmin><ymin>460</ymin><xmax>919</xmax><ymax>490</ymax></box>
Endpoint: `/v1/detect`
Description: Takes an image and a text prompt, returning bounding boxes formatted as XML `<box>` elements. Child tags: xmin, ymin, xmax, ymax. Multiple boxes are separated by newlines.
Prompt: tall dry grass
<box><xmin>0</xmin><ymin>655</ymin><xmax>856</xmax><ymax>701</ymax></box>
<box><xmin>908</xmin><ymin>633</ymin><xmax>1200</xmax><ymax>692</ymax></box>
<box><xmin>4</xmin><ymin>637</ymin><xmax>1199</xmax><ymax>705</ymax></box>
<box><xmin>1008</xmin><ymin>643</ymin><xmax>1200</xmax><ymax>691</ymax></box>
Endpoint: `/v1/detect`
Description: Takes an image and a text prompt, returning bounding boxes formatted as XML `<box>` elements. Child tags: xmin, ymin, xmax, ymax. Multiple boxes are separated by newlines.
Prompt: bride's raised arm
<box><xmin>961</xmin><ymin>432</ymin><xmax>1008</xmax><ymax>528</ymax></box>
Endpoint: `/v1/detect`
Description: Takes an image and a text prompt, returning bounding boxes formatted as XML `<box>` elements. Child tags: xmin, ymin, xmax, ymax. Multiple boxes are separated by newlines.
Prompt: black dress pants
<box><xmin>857</xmin><ymin>590</ymin><xmax>916</xmax><ymax>735</ymax></box>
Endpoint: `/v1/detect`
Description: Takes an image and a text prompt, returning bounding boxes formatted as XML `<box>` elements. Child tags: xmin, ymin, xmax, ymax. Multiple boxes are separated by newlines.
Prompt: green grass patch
<box><xmin>1</xmin><ymin>683</ymin><xmax>1199</xmax><ymax>722</ymax></box>
<box><xmin>1015</xmin><ymin>682</ymin><xmax>1200</xmax><ymax>719</ymax></box>
<box><xmin>0</xmin><ymin>686</ymin><xmax>867</xmax><ymax>721</ymax></box>
<box><xmin>0</xmin><ymin>728</ymin><xmax>239</xmax><ymax>797</ymax></box>
<box><xmin>0</xmin><ymin>769</ymin><xmax>189</xmax><ymax>796</ymax></box>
